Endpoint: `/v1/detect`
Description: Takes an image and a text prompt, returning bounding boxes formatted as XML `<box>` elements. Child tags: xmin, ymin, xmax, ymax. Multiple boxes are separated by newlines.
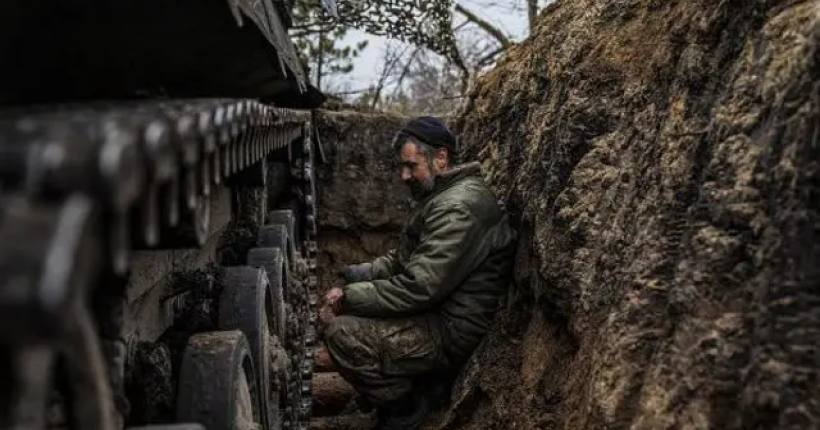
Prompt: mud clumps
<box><xmin>443</xmin><ymin>0</ymin><xmax>820</xmax><ymax>429</ymax></box>
<box><xmin>124</xmin><ymin>342</ymin><xmax>174</xmax><ymax>425</ymax></box>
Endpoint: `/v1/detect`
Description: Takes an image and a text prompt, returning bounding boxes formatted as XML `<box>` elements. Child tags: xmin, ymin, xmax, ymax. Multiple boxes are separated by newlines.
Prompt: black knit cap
<box><xmin>398</xmin><ymin>116</ymin><xmax>458</xmax><ymax>154</ymax></box>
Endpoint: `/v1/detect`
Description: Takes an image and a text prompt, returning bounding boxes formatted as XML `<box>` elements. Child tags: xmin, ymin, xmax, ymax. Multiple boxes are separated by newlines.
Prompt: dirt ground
<box><xmin>312</xmin><ymin>1</ymin><xmax>820</xmax><ymax>428</ymax></box>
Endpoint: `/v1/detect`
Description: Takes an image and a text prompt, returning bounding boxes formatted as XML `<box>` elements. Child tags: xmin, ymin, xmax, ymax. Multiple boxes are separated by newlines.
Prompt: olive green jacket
<box><xmin>341</xmin><ymin>162</ymin><xmax>517</xmax><ymax>359</ymax></box>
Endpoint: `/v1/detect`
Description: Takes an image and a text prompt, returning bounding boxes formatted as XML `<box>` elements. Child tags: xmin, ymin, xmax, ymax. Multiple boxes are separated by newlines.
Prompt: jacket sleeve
<box><xmin>369</xmin><ymin>249</ymin><xmax>399</xmax><ymax>279</ymax></box>
<box><xmin>344</xmin><ymin>250</ymin><xmax>398</xmax><ymax>283</ymax></box>
<box><xmin>341</xmin><ymin>202</ymin><xmax>488</xmax><ymax>317</ymax></box>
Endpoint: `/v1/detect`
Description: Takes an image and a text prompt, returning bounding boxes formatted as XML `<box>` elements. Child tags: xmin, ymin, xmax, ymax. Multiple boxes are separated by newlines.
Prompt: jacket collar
<box><xmin>428</xmin><ymin>161</ymin><xmax>482</xmax><ymax>196</ymax></box>
<box><xmin>406</xmin><ymin>162</ymin><xmax>483</xmax><ymax>208</ymax></box>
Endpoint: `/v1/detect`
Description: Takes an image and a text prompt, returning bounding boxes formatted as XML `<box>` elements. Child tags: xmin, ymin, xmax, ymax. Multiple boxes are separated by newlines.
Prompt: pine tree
<box><xmin>291</xmin><ymin>0</ymin><xmax>368</xmax><ymax>90</ymax></box>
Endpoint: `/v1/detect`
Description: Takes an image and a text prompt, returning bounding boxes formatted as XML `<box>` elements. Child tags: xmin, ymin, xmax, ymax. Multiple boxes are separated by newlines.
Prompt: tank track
<box><xmin>0</xmin><ymin>99</ymin><xmax>320</xmax><ymax>430</ymax></box>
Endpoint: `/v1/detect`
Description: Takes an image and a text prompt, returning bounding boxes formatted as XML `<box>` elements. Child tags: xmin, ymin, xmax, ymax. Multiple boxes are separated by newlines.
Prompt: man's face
<box><xmin>398</xmin><ymin>141</ymin><xmax>443</xmax><ymax>200</ymax></box>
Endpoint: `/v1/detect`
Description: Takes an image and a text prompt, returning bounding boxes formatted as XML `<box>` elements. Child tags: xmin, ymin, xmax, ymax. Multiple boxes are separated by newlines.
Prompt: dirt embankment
<box><xmin>313</xmin><ymin>110</ymin><xmax>411</xmax><ymax>294</ymax></box>
<box><xmin>439</xmin><ymin>0</ymin><xmax>820</xmax><ymax>429</ymax></box>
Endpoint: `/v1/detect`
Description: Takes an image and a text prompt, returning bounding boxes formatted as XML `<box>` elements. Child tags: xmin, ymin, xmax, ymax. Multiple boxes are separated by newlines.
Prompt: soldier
<box><xmin>319</xmin><ymin>116</ymin><xmax>517</xmax><ymax>430</ymax></box>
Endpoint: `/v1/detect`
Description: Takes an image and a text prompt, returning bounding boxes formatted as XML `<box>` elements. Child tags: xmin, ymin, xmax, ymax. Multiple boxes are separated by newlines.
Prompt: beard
<box><xmin>404</xmin><ymin>158</ymin><xmax>441</xmax><ymax>201</ymax></box>
<box><xmin>405</xmin><ymin>175</ymin><xmax>436</xmax><ymax>201</ymax></box>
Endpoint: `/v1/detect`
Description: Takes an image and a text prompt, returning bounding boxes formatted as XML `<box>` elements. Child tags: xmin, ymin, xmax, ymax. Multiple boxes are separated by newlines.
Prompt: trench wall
<box><xmin>442</xmin><ymin>1</ymin><xmax>820</xmax><ymax>429</ymax></box>
<box><xmin>311</xmin><ymin>2</ymin><xmax>820</xmax><ymax>427</ymax></box>
<box><xmin>313</xmin><ymin>110</ymin><xmax>410</xmax><ymax>294</ymax></box>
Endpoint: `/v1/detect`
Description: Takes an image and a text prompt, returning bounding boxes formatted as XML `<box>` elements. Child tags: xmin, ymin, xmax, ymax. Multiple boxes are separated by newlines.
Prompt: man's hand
<box><xmin>319</xmin><ymin>287</ymin><xmax>345</xmax><ymax>326</ymax></box>
<box><xmin>324</xmin><ymin>287</ymin><xmax>345</xmax><ymax>313</ymax></box>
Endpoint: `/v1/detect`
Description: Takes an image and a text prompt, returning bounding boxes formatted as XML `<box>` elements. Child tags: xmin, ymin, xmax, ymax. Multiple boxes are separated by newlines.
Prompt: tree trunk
<box><xmin>527</xmin><ymin>0</ymin><xmax>538</xmax><ymax>34</ymax></box>
<box><xmin>454</xmin><ymin>3</ymin><xmax>511</xmax><ymax>48</ymax></box>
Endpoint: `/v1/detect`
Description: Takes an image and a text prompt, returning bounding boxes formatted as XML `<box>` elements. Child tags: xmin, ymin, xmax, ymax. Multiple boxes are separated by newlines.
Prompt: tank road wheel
<box><xmin>175</xmin><ymin>331</ymin><xmax>262</xmax><ymax>430</ymax></box>
<box><xmin>258</xmin><ymin>223</ymin><xmax>294</xmax><ymax>277</ymax></box>
<box><xmin>257</xmin><ymin>223</ymin><xmax>305</xmax><ymax>352</ymax></box>
<box><xmin>246</xmin><ymin>247</ymin><xmax>287</xmax><ymax>343</ymax></box>
<box><xmin>246</xmin><ymin>246</ymin><xmax>297</xmax><ymax>429</ymax></box>
<box><xmin>253</xmin><ymin>220</ymin><xmax>305</xmax><ymax>429</ymax></box>
<box><xmin>266</xmin><ymin>209</ymin><xmax>298</xmax><ymax>266</ymax></box>
<box><xmin>247</xmin><ymin>243</ymin><xmax>296</xmax><ymax>428</ymax></box>
<box><xmin>218</xmin><ymin>267</ymin><xmax>281</xmax><ymax>430</ymax></box>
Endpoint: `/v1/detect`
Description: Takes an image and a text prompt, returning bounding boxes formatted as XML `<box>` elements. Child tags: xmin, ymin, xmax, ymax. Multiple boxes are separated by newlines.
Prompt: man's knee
<box><xmin>323</xmin><ymin>315</ymin><xmax>376</xmax><ymax>367</ymax></box>
<box><xmin>324</xmin><ymin>315</ymin><xmax>351</xmax><ymax>345</ymax></box>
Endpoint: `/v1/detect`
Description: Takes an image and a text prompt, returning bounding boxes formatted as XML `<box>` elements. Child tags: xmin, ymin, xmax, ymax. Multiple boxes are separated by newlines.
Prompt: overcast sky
<box><xmin>325</xmin><ymin>0</ymin><xmax>538</xmax><ymax>92</ymax></box>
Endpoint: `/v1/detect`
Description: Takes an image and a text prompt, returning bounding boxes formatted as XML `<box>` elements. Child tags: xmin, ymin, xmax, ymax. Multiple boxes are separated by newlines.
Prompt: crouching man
<box><xmin>319</xmin><ymin>116</ymin><xmax>517</xmax><ymax>430</ymax></box>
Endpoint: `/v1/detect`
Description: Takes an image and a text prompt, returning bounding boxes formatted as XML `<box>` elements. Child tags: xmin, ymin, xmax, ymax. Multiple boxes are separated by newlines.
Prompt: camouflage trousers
<box><xmin>323</xmin><ymin>315</ymin><xmax>453</xmax><ymax>407</ymax></box>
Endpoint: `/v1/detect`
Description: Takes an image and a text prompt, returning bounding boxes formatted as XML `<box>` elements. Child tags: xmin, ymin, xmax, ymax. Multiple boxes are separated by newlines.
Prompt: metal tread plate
<box><xmin>0</xmin><ymin>100</ymin><xmax>311</xmax><ymax>335</ymax></box>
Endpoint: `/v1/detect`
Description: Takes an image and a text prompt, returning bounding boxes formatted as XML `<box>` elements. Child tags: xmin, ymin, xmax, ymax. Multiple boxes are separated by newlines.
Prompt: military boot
<box><xmin>372</xmin><ymin>406</ymin><xmax>393</xmax><ymax>430</ymax></box>
<box><xmin>355</xmin><ymin>393</ymin><xmax>375</xmax><ymax>413</ymax></box>
<box><xmin>379</xmin><ymin>380</ymin><xmax>448</xmax><ymax>430</ymax></box>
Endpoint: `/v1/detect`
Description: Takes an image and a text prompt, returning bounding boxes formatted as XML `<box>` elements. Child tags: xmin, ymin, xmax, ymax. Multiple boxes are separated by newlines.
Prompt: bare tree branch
<box><xmin>372</xmin><ymin>43</ymin><xmax>412</xmax><ymax>109</ymax></box>
<box><xmin>392</xmin><ymin>48</ymin><xmax>422</xmax><ymax>95</ymax></box>
<box><xmin>454</xmin><ymin>3</ymin><xmax>512</xmax><ymax>48</ymax></box>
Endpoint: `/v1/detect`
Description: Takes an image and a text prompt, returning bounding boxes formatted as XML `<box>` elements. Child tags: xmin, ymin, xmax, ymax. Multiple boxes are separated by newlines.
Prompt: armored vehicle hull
<box><xmin>0</xmin><ymin>1</ymin><xmax>330</xmax><ymax>429</ymax></box>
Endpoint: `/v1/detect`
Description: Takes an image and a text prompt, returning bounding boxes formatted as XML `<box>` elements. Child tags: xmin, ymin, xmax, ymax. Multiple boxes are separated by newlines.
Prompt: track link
<box><xmin>0</xmin><ymin>99</ymin><xmax>321</xmax><ymax>430</ymax></box>
<box><xmin>0</xmin><ymin>99</ymin><xmax>308</xmax><ymax>273</ymax></box>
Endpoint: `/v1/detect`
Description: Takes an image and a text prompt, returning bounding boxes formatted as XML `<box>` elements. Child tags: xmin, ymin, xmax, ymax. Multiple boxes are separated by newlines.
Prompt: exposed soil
<box><xmin>447</xmin><ymin>0</ymin><xmax>820</xmax><ymax>429</ymax></box>
<box><xmin>313</xmin><ymin>110</ymin><xmax>412</xmax><ymax>296</ymax></box>
<box><xmin>306</xmin><ymin>110</ymin><xmax>414</xmax><ymax>429</ymax></box>
<box><xmin>310</xmin><ymin>1</ymin><xmax>820</xmax><ymax>429</ymax></box>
